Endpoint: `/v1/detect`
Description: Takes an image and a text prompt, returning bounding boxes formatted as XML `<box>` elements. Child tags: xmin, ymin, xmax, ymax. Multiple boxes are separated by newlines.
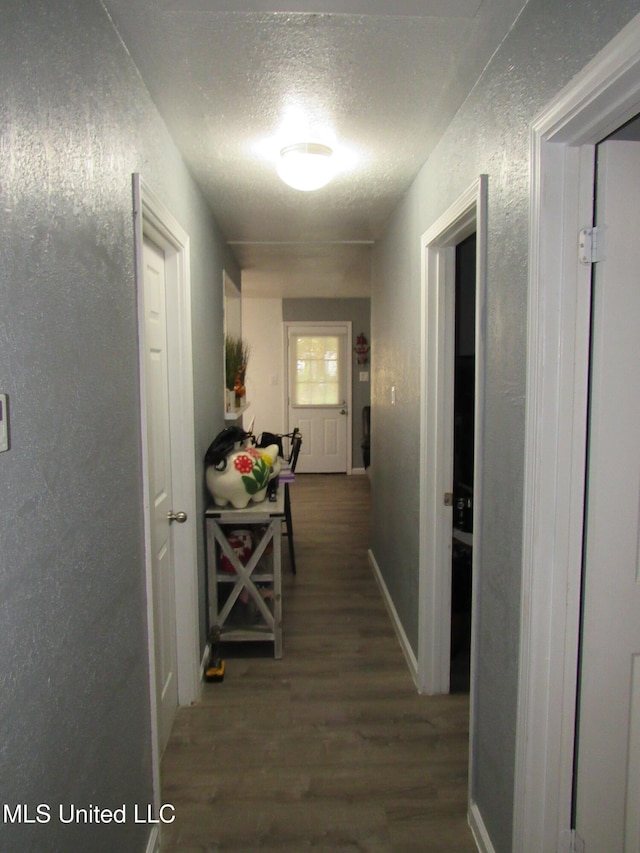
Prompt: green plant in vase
<box><xmin>225</xmin><ymin>335</ymin><xmax>250</xmax><ymax>409</ymax></box>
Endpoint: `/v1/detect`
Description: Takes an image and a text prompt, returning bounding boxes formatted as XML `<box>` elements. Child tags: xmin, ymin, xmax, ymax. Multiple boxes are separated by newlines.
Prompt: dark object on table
<box><xmin>361</xmin><ymin>406</ymin><xmax>371</xmax><ymax>469</ymax></box>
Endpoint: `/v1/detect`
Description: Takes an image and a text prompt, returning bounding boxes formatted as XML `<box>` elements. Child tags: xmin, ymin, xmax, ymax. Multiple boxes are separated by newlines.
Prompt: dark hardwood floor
<box><xmin>160</xmin><ymin>474</ymin><xmax>475</xmax><ymax>852</ymax></box>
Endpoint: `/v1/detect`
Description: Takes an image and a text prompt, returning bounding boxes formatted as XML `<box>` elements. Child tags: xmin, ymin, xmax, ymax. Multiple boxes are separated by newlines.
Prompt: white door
<box><xmin>143</xmin><ymin>236</ymin><xmax>178</xmax><ymax>753</ymax></box>
<box><xmin>287</xmin><ymin>323</ymin><xmax>350</xmax><ymax>473</ymax></box>
<box><xmin>574</xmin><ymin>139</ymin><xmax>640</xmax><ymax>850</ymax></box>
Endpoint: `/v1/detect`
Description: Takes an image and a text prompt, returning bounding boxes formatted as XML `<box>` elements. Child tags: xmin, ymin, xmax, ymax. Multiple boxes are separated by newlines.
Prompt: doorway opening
<box><xmin>571</xmin><ymin>125</ymin><xmax>640</xmax><ymax>850</ymax></box>
<box><xmin>418</xmin><ymin>175</ymin><xmax>486</xmax><ymax>698</ymax></box>
<box><xmin>418</xmin><ymin>174</ymin><xmax>486</xmax><ymax>837</ymax></box>
<box><xmin>450</xmin><ymin>232</ymin><xmax>476</xmax><ymax>694</ymax></box>
<box><xmin>514</xmin><ymin>14</ymin><xmax>640</xmax><ymax>850</ymax></box>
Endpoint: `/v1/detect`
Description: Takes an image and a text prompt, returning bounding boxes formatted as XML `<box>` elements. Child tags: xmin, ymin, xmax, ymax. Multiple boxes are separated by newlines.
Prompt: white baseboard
<box><xmin>350</xmin><ymin>466</ymin><xmax>366</xmax><ymax>475</ymax></box>
<box><xmin>146</xmin><ymin>826</ymin><xmax>160</xmax><ymax>853</ymax></box>
<box><xmin>469</xmin><ymin>799</ymin><xmax>495</xmax><ymax>853</ymax></box>
<box><xmin>368</xmin><ymin>549</ymin><xmax>419</xmax><ymax>689</ymax></box>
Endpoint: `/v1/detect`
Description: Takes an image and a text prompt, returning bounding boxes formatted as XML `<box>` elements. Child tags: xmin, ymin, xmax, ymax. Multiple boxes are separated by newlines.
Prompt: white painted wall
<box><xmin>242</xmin><ymin>297</ymin><xmax>286</xmax><ymax>436</ymax></box>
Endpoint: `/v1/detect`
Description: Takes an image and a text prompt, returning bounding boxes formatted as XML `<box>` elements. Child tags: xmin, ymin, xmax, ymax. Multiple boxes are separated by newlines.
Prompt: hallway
<box><xmin>160</xmin><ymin>474</ymin><xmax>474</xmax><ymax>852</ymax></box>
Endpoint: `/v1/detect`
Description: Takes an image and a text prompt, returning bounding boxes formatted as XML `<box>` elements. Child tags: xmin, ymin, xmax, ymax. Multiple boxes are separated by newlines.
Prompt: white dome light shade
<box><xmin>277</xmin><ymin>142</ymin><xmax>334</xmax><ymax>191</ymax></box>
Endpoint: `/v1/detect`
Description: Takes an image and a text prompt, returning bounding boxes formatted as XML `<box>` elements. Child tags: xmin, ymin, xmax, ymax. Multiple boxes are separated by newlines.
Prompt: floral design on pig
<box><xmin>206</xmin><ymin>443</ymin><xmax>281</xmax><ymax>509</ymax></box>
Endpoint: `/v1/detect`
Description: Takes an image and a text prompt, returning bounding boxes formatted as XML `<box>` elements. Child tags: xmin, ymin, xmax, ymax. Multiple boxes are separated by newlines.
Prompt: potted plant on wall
<box><xmin>225</xmin><ymin>335</ymin><xmax>250</xmax><ymax>411</ymax></box>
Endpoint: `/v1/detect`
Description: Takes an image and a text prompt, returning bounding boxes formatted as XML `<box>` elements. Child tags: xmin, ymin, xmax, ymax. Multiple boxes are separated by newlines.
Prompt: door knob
<box><xmin>340</xmin><ymin>408</ymin><xmax>347</xmax><ymax>415</ymax></box>
<box><xmin>167</xmin><ymin>510</ymin><xmax>188</xmax><ymax>524</ymax></box>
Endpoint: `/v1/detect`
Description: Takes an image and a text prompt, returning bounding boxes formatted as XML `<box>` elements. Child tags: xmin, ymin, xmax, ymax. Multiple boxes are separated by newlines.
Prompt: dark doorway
<box><xmin>450</xmin><ymin>232</ymin><xmax>475</xmax><ymax>693</ymax></box>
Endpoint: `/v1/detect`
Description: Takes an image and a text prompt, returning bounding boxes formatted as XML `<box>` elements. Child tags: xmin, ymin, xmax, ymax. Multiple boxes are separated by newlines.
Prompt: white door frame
<box><xmin>514</xmin><ymin>15</ymin><xmax>640</xmax><ymax>852</ymax></box>
<box><xmin>283</xmin><ymin>320</ymin><xmax>353</xmax><ymax>473</ymax></box>
<box><xmin>133</xmin><ymin>175</ymin><xmax>200</xmax><ymax>812</ymax></box>
<box><xmin>418</xmin><ymin>175</ymin><xmax>487</xmax><ymax>694</ymax></box>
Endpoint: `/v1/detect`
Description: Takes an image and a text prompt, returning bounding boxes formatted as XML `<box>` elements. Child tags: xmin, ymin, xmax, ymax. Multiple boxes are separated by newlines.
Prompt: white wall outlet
<box><xmin>359</xmin><ymin>371</ymin><xmax>369</xmax><ymax>382</ymax></box>
<box><xmin>391</xmin><ymin>385</ymin><xmax>397</xmax><ymax>406</ymax></box>
<box><xmin>0</xmin><ymin>394</ymin><xmax>9</xmax><ymax>452</ymax></box>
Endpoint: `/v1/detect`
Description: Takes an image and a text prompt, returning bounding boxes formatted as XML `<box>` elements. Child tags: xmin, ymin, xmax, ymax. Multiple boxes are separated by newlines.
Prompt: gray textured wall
<box><xmin>369</xmin><ymin>1</ymin><xmax>640</xmax><ymax>850</ymax></box>
<box><xmin>0</xmin><ymin>1</ymin><xmax>235</xmax><ymax>850</ymax></box>
<box><xmin>283</xmin><ymin>298</ymin><xmax>371</xmax><ymax>469</ymax></box>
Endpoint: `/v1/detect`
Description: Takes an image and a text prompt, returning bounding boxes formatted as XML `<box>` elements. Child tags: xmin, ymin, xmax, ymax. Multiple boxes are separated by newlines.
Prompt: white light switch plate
<box><xmin>0</xmin><ymin>394</ymin><xmax>8</xmax><ymax>452</ymax></box>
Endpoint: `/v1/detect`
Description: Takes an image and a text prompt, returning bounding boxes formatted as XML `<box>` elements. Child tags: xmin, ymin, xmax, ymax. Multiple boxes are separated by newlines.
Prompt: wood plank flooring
<box><xmin>160</xmin><ymin>474</ymin><xmax>475</xmax><ymax>852</ymax></box>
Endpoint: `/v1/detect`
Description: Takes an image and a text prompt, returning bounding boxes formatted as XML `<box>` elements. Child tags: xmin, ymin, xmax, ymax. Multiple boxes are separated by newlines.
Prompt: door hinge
<box><xmin>444</xmin><ymin>492</ymin><xmax>453</xmax><ymax>507</ymax></box>
<box><xmin>559</xmin><ymin>829</ymin><xmax>585</xmax><ymax>853</ymax></box>
<box><xmin>578</xmin><ymin>226</ymin><xmax>604</xmax><ymax>265</ymax></box>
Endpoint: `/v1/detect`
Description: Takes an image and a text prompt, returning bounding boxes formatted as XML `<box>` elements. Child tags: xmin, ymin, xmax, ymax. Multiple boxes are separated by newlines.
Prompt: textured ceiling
<box><xmin>101</xmin><ymin>0</ymin><xmax>526</xmax><ymax>297</ymax></box>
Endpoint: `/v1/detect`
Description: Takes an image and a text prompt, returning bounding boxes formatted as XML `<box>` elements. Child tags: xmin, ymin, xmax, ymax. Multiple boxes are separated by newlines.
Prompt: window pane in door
<box><xmin>292</xmin><ymin>335</ymin><xmax>343</xmax><ymax>406</ymax></box>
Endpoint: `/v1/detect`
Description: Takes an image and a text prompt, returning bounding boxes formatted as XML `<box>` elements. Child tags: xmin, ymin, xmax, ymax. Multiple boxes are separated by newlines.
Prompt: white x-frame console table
<box><xmin>205</xmin><ymin>490</ymin><xmax>284</xmax><ymax>658</ymax></box>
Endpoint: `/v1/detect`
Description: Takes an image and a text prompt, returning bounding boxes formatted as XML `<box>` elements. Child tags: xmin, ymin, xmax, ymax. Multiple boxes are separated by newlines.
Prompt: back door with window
<box><xmin>287</xmin><ymin>323</ymin><xmax>350</xmax><ymax>473</ymax></box>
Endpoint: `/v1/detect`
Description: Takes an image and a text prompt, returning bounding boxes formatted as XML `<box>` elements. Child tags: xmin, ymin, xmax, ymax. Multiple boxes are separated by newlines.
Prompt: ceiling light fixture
<box><xmin>277</xmin><ymin>142</ymin><xmax>334</xmax><ymax>191</ymax></box>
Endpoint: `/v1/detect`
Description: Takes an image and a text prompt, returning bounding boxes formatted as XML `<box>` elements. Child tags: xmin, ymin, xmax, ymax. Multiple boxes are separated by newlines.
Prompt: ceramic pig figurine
<box><xmin>206</xmin><ymin>443</ymin><xmax>281</xmax><ymax>509</ymax></box>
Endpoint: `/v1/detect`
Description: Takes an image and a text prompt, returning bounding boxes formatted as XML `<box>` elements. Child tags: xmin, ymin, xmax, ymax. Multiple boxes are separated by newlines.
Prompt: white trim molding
<box><xmin>514</xmin><ymin>13</ymin><xmax>640</xmax><ymax>852</ymax></box>
<box><xmin>133</xmin><ymin>174</ymin><xmax>201</xmax><ymax>815</ymax></box>
<box><xmin>145</xmin><ymin>826</ymin><xmax>160</xmax><ymax>853</ymax></box>
<box><xmin>418</xmin><ymin>176</ymin><xmax>487</xmax><ymax>696</ymax></box>
<box><xmin>418</xmin><ymin>175</ymin><xmax>488</xmax><ymax>849</ymax></box>
<box><xmin>368</xmin><ymin>549</ymin><xmax>419</xmax><ymax>686</ymax></box>
<box><xmin>469</xmin><ymin>800</ymin><xmax>497</xmax><ymax>853</ymax></box>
